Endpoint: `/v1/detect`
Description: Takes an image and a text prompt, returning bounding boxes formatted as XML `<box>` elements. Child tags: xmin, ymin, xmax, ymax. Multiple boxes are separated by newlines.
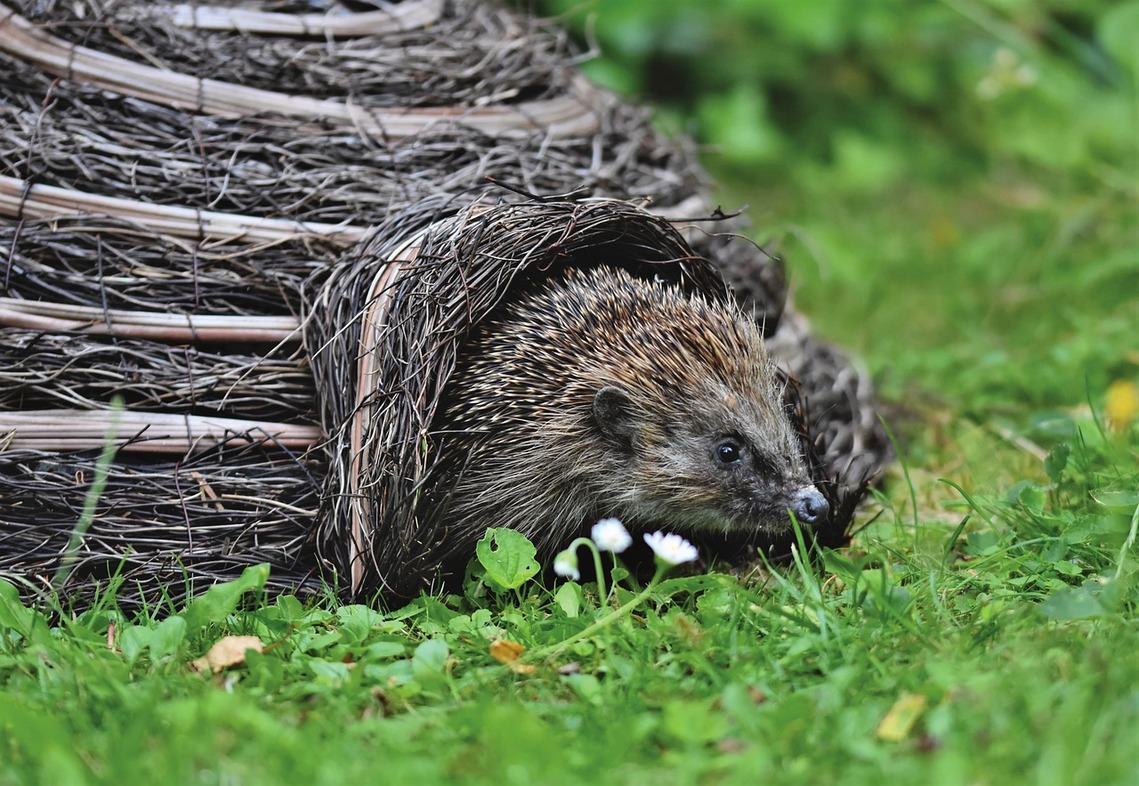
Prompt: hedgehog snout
<box><xmin>790</xmin><ymin>486</ymin><xmax>830</xmax><ymax>525</ymax></box>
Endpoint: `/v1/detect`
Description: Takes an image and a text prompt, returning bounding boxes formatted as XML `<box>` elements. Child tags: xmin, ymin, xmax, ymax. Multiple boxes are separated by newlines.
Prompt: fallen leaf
<box><xmin>191</xmin><ymin>635</ymin><xmax>264</xmax><ymax>674</ymax></box>
<box><xmin>489</xmin><ymin>639</ymin><xmax>525</xmax><ymax>664</ymax></box>
<box><xmin>488</xmin><ymin>639</ymin><xmax>536</xmax><ymax>674</ymax></box>
<box><xmin>876</xmin><ymin>691</ymin><xmax>928</xmax><ymax>742</ymax></box>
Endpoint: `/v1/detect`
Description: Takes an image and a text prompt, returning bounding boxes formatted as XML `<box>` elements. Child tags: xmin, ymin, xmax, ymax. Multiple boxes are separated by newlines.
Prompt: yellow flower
<box><xmin>1106</xmin><ymin>380</ymin><xmax>1139</xmax><ymax>432</ymax></box>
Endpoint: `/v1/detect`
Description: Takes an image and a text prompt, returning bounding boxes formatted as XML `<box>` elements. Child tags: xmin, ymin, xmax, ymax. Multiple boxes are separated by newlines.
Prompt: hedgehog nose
<box><xmin>791</xmin><ymin>486</ymin><xmax>829</xmax><ymax>525</ymax></box>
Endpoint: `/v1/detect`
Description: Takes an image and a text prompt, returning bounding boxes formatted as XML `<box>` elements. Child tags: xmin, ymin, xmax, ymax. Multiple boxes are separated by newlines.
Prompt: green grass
<box><xmin>4</xmin><ymin>2</ymin><xmax>1139</xmax><ymax>783</ymax></box>
<box><xmin>3</xmin><ymin>427</ymin><xmax>1138</xmax><ymax>785</ymax></box>
<box><xmin>732</xmin><ymin>175</ymin><xmax>1138</xmax><ymax>415</ymax></box>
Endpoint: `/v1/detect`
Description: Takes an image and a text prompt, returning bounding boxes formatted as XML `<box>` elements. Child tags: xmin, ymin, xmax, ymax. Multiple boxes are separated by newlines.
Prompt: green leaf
<box><xmin>661</xmin><ymin>698</ymin><xmax>728</xmax><ymax>744</ymax></box>
<box><xmin>336</xmin><ymin>604</ymin><xmax>388</xmax><ymax>629</ymax></box>
<box><xmin>1091</xmin><ymin>489</ymin><xmax>1139</xmax><ymax>510</ymax></box>
<box><xmin>180</xmin><ymin>564</ymin><xmax>270</xmax><ymax>631</ymax></box>
<box><xmin>0</xmin><ymin>580</ymin><xmax>33</xmax><ymax>633</ymax></box>
<box><xmin>1039</xmin><ymin>579</ymin><xmax>1120</xmax><ymax>620</ymax></box>
<box><xmin>274</xmin><ymin>594</ymin><xmax>306</xmax><ymax>622</ymax></box>
<box><xmin>0</xmin><ymin>580</ymin><xmax>49</xmax><ymax>643</ymax></box>
<box><xmin>475</xmin><ymin>529</ymin><xmax>540</xmax><ymax>591</ymax></box>
<box><xmin>563</xmin><ymin>673</ymin><xmax>603</xmax><ymax>705</ymax></box>
<box><xmin>365</xmin><ymin>641</ymin><xmax>406</xmax><ymax>660</ymax></box>
<box><xmin>336</xmin><ymin>604</ymin><xmax>388</xmax><ymax>644</ymax></box>
<box><xmin>118</xmin><ymin>624</ymin><xmax>153</xmax><ymax>666</ymax></box>
<box><xmin>411</xmin><ymin>639</ymin><xmax>450</xmax><ymax>687</ymax></box>
<box><xmin>309</xmin><ymin>660</ymin><xmax>352</xmax><ymax>683</ymax></box>
<box><xmin>1014</xmin><ymin>481</ymin><xmax>1047</xmax><ymax>514</ymax></box>
<box><xmin>150</xmin><ymin>615</ymin><xmax>188</xmax><ymax>662</ymax></box>
<box><xmin>554</xmin><ymin>581</ymin><xmax>583</xmax><ymax>618</ymax></box>
<box><xmin>1044</xmin><ymin>443</ymin><xmax>1070</xmax><ymax>484</ymax></box>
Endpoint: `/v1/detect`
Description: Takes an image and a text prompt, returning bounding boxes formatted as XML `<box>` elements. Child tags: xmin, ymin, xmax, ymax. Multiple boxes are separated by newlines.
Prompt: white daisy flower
<box><xmin>553</xmin><ymin>549</ymin><xmax>580</xmax><ymax>581</ymax></box>
<box><xmin>591</xmin><ymin>517</ymin><xmax>633</xmax><ymax>554</ymax></box>
<box><xmin>643</xmin><ymin>531</ymin><xmax>699</xmax><ymax>566</ymax></box>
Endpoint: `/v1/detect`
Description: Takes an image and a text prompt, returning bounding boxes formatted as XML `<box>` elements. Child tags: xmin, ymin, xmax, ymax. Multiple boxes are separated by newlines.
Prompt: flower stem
<box><xmin>525</xmin><ymin>564</ymin><xmax>666</xmax><ymax>663</ymax></box>
<box><xmin>566</xmin><ymin>536</ymin><xmax>607</xmax><ymax>601</ymax></box>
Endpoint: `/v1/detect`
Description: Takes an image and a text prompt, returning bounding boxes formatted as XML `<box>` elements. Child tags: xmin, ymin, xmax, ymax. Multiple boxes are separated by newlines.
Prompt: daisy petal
<box><xmin>591</xmin><ymin>517</ymin><xmax>633</xmax><ymax>553</ymax></box>
<box><xmin>643</xmin><ymin>531</ymin><xmax>699</xmax><ymax>566</ymax></box>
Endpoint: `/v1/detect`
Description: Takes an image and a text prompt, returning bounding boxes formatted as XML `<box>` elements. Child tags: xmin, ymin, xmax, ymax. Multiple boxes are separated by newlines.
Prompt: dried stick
<box><xmin>0</xmin><ymin>297</ymin><xmax>303</xmax><ymax>343</ymax></box>
<box><xmin>0</xmin><ymin>176</ymin><xmax>367</xmax><ymax>245</ymax></box>
<box><xmin>0</xmin><ymin>410</ymin><xmax>322</xmax><ymax>453</ymax></box>
<box><xmin>150</xmin><ymin>0</ymin><xmax>444</xmax><ymax>36</ymax></box>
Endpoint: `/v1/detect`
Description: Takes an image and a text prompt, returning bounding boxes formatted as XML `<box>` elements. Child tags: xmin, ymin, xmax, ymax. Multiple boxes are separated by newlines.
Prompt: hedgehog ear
<box><xmin>593</xmin><ymin>385</ymin><xmax>639</xmax><ymax>446</ymax></box>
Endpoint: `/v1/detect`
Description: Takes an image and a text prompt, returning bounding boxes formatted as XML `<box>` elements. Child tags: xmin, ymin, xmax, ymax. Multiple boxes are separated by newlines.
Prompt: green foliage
<box><xmin>536</xmin><ymin>1</ymin><xmax>1138</xmax><ymax>418</ymax></box>
<box><xmin>475</xmin><ymin>527</ymin><xmax>541</xmax><ymax>590</ymax></box>
<box><xmin>541</xmin><ymin>0</ymin><xmax>1137</xmax><ymax>190</ymax></box>
<box><xmin>4</xmin><ymin>450</ymin><xmax>1139</xmax><ymax>784</ymax></box>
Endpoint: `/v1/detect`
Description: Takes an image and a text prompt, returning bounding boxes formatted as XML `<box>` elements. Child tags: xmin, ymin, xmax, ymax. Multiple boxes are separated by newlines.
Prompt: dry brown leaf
<box><xmin>489</xmin><ymin>640</ymin><xmax>534</xmax><ymax>673</ymax></box>
<box><xmin>876</xmin><ymin>691</ymin><xmax>928</xmax><ymax>742</ymax></box>
<box><xmin>489</xmin><ymin>638</ymin><xmax>525</xmax><ymax>664</ymax></box>
<box><xmin>190</xmin><ymin>635</ymin><xmax>264</xmax><ymax>674</ymax></box>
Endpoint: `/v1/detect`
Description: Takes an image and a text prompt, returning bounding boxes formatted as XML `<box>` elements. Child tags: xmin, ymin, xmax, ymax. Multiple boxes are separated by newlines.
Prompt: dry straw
<box><xmin>0</xmin><ymin>0</ymin><xmax>889</xmax><ymax>608</ymax></box>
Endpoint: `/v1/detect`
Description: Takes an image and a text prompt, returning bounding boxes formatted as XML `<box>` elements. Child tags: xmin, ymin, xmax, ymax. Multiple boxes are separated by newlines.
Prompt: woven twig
<box><xmin>0</xmin><ymin>217</ymin><xmax>336</xmax><ymax>316</ymax></box>
<box><xmin>0</xmin><ymin>410</ymin><xmax>322</xmax><ymax>453</ymax></box>
<box><xmin>0</xmin><ymin>175</ymin><xmax>368</xmax><ymax>244</ymax></box>
<box><xmin>17</xmin><ymin>0</ymin><xmax>579</xmax><ymax>109</ymax></box>
<box><xmin>152</xmin><ymin>0</ymin><xmax>444</xmax><ymax>36</ymax></box>
<box><xmin>0</xmin><ymin>2</ymin><xmax>602</xmax><ymax>139</ymax></box>
<box><xmin>0</xmin><ymin>444</ymin><xmax>323</xmax><ymax>608</ymax></box>
<box><xmin>0</xmin><ymin>331</ymin><xmax>315</xmax><ymax>422</ymax></box>
<box><xmin>0</xmin><ymin>297</ymin><xmax>302</xmax><ymax>342</ymax></box>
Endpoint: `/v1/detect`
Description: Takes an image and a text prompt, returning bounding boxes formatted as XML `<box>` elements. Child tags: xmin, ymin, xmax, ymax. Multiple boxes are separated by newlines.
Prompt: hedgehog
<box><xmin>427</xmin><ymin>264</ymin><xmax>829</xmax><ymax>571</ymax></box>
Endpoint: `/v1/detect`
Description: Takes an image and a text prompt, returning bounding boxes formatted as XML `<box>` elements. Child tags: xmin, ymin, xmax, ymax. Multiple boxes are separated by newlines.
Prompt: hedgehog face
<box><xmin>592</xmin><ymin>380</ymin><xmax>829</xmax><ymax>535</ymax></box>
<box><xmin>696</xmin><ymin>426</ymin><xmax>829</xmax><ymax>533</ymax></box>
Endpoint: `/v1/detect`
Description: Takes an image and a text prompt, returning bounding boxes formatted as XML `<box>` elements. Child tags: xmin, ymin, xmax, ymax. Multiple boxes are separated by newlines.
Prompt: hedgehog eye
<box><xmin>714</xmin><ymin>437</ymin><xmax>744</xmax><ymax>466</ymax></box>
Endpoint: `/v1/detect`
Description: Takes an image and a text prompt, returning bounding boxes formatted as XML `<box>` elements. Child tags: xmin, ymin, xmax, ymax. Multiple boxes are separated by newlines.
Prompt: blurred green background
<box><xmin>538</xmin><ymin>0</ymin><xmax>1138</xmax><ymax>432</ymax></box>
